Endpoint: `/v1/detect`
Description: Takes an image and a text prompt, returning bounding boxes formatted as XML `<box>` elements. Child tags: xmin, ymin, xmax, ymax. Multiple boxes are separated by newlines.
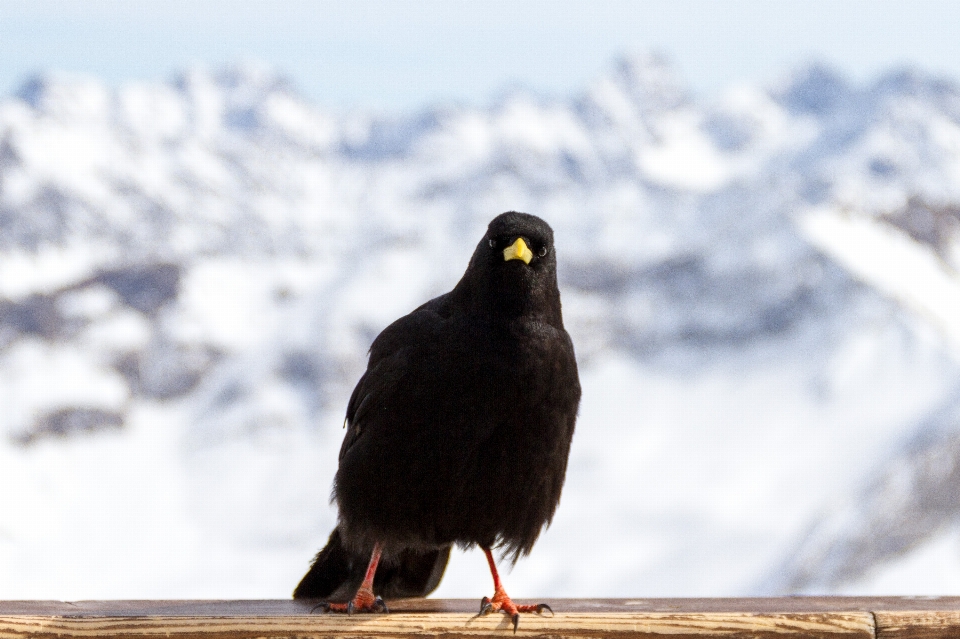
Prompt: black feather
<box><xmin>293</xmin><ymin>527</ymin><xmax>449</xmax><ymax>601</ymax></box>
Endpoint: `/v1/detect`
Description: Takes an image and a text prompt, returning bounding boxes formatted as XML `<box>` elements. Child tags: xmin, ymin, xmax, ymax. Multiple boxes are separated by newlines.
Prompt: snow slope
<box><xmin>2</xmin><ymin>55</ymin><xmax>960</xmax><ymax>597</ymax></box>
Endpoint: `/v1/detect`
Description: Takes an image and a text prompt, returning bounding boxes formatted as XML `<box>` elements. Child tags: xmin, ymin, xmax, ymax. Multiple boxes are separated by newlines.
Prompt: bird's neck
<box><xmin>451</xmin><ymin>276</ymin><xmax>564</xmax><ymax>329</ymax></box>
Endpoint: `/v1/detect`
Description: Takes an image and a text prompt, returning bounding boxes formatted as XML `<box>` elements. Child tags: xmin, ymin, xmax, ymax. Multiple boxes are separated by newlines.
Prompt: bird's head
<box><xmin>457</xmin><ymin>212</ymin><xmax>562</xmax><ymax>323</ymax></box>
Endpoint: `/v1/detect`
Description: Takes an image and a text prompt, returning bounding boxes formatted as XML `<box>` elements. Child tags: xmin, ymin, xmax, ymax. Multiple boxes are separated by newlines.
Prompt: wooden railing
<box><xmin>1</xmin><ymin>597</ymin><xmax>958</xmax><ymax>637</ymax></box>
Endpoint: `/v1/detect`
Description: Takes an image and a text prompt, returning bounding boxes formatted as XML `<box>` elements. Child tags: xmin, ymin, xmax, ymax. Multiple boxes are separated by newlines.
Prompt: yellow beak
<box><xmin>503</xmin><ymin>238</ymin><xmax>533</xmax><ymax>264</ymax></box>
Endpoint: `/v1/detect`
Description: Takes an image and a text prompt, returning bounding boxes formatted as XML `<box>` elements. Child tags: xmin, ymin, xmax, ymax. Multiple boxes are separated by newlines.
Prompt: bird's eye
<box><xmin>538</xmin><ymin>246</ymin><xmax>548</xmax><ymax>257</ymax></box>
<box><xmin>489</xmin><ymin>239</ymin><xmax>496</xmax><ymax>248</ymax></box>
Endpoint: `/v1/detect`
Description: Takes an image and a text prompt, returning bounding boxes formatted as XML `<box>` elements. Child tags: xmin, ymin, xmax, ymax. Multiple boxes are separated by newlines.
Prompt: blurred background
<box><xmin>2</xmin><ymin>0</ymin><xmax>960</xmax><ymax>599</ymax></box>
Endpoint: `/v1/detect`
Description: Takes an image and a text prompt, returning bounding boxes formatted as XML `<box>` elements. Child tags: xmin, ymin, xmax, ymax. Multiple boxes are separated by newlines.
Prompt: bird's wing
<box><xmin>338</xmin><ymin>299</ymin><xmax>449</xmax><ymax>462</ymax></box>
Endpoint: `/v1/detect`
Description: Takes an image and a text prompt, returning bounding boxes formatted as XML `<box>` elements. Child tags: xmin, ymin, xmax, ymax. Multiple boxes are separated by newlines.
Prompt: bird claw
<box><xmin>345</xmin><ymin>596</ymin><xmax>388</xmax><ymax>615</ymax></box>
<box><xmin>479</xmin><ymin>596</ymin><xmax>493</xmax><ymax>614</ymax></box>
<box><xmin>471</xmin><ymin>596</ymin><xmax>494</xmax><ymax>620</ymax></box>
<box><xmin>472</xmin><ymin>593</ymin><xmax>550</xmax><ymax>631</ymax></box>
<box><xmin>314</xmin><ymin>591</ymin><xmax>386</xmax><ymax>615</ymax></box>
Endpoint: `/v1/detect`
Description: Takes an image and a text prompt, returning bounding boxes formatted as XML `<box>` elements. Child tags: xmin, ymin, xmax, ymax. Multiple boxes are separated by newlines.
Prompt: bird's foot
<box><xmin>474</xmin><ymin>586</ymin><xmax>552</xmax><ymax>632</ymax></box>
<box><xmin>312</xmin><ymin>587</ymin><xmax>389</xmax><ymax>614</ymax></box>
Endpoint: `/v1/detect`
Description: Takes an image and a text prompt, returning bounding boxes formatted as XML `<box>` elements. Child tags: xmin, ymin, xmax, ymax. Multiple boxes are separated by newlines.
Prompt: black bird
<box><xmin>294</xmin><ymin>212</ymin><xmax>581</xmax><ymax>629</ymax></box>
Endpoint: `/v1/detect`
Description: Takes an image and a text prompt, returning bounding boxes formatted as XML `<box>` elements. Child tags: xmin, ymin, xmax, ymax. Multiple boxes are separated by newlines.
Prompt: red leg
<box><xmin>476</xmin><ymin>547</ymin><xmax>552</xmax><ymax>632</ymax></box>
<box><xmin>320</xmin><ymin>543</ymin><xmax>389</xmax><ymax>614</ymax></box>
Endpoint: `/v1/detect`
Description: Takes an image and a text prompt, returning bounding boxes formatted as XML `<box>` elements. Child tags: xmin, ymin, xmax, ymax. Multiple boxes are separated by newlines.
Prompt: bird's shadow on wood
<box><xmin>464</xmin><ymin>612</ymin><xmax>514</xmax><ymax>632</ymax></box>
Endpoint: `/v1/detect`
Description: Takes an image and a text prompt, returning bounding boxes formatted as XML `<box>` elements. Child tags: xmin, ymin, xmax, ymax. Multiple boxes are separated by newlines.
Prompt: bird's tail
<box><xmin>293</xmin><ymin>527</ymin><xmax>450</xmax><ymax>601</ymax></box>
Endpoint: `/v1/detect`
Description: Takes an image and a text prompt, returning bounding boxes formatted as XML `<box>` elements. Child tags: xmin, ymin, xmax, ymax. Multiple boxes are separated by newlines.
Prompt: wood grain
<box><xmin>875</xmin><ymin>610</ymin><xmax>960</xmax><ymax>639</ymax></box>
<box><xmin>0</xmin><ymin>598</ymin><xmax>956</xmax><ymax>638</ymax></box>
<box><xmin>0</xmin><ymin>612</ymin><xmax>873</xmax><ymax>639</ymax></box>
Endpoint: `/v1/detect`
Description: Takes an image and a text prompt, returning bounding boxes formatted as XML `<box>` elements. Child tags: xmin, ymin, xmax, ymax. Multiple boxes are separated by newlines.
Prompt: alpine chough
<box><xmin>294</xmin><ymin>212</ymin><xmax>581</xmax><ymax>630</ymax></box>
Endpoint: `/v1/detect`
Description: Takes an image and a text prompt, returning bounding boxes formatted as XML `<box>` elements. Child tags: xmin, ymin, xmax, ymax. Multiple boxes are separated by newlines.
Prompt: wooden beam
<box><xmin>0</xmin><ymin>598</ymin><xmax>958</xmax><ymax>638</ymax></box>
<box><xmin>875</xmin><ymin>609</ymin><xmax>960</xmax><ymax>639</ymax></box>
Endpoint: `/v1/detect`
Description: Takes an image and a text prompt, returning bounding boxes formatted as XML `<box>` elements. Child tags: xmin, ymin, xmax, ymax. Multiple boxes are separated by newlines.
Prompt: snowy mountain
<box><xmin>2</xmin><ymin>54</ymin><xmax>960</xmax><ymax>598</ymax></box>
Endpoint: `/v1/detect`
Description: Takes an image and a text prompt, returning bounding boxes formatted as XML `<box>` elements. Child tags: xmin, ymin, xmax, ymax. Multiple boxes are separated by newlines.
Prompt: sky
<box><xmin>1</xmin><ymin>0</ymin><xmax>960</xmax><ymax>113</ymax></box>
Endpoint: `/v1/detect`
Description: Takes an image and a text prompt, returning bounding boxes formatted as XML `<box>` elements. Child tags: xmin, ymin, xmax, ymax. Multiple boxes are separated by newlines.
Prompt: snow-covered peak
<box><xmin>16</xmin><ymin>72</ymin><xmax>114</xmax><ymax>123</ymax></box>
<box><xmin>585</xmin><ymin>53</ymin><xmax>689</xmax><ymax>120</ymax></box>
<box><xmin>4</xmin><ymin>54</ymin><xmax>960</xmax><ymax>599</ymax></box>
<box><xmin>171</xmin><ymin>63</ymin><xmax>304</xmax><ymax>135</ymax></box>
<box><xmin>871</xmin><ymin>67</ymin><xmax>960</xmax><ymax>110</ymax></box>
<box><xmin>773</xmin><ymin>62</ymin><xmax>855</xmax><ymax>116</ymax></box>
